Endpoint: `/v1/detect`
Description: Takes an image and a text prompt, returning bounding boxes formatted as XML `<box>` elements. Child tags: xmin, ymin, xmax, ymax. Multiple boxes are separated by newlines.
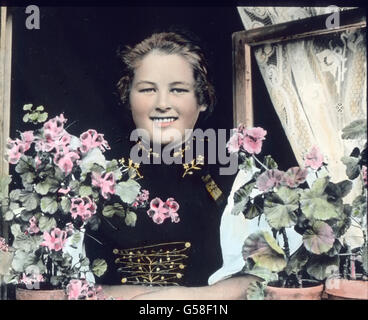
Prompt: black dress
<box><xmin>84</xmin><ymin>138</ymin><xmax>234</xmax><ymax>287</ymax></box>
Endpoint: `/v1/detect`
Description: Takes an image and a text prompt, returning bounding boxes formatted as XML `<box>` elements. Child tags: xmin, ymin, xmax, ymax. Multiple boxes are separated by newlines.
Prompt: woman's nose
<box><xmin>155</xmin><ymin>91</ymin><xmax>171</xmax><ymax>112</ymax></box>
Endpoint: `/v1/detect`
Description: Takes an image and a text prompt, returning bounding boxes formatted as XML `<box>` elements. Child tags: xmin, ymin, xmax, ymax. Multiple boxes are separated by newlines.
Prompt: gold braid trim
<box><xmin>113</xmin><ymin>241</ymin><xmax>191</xmax><ymax>286</ymax></box>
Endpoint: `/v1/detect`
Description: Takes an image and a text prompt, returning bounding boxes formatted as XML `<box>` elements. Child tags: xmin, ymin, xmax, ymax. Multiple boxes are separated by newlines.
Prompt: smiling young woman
<box><xmin>84</xmin><ymin>31</ymin><xmax>259</xmax><ymax>300</ymax></box>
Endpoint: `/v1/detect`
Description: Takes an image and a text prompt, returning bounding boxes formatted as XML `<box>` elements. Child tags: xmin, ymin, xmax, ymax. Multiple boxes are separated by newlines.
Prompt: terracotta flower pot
<box><xmin>325</xmin><ymin>278</ymin><xmax>368</xmax><ymax>300</ymax></box>
<box><xmin>265</xmin><ymin>283</ymin><xmax>324</xmax><ymax>300</ymax></box>
<box><xmin>16</xmin><ymin>287</ymin><xmax>67</xmax><ymax>300</ymax></box>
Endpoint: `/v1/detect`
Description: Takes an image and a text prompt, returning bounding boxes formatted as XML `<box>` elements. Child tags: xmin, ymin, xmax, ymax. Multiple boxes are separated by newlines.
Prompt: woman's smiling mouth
<box><xmin>150</xmin><ymin>117</ymin><xmax>178</xmax><ymax>128</ymax></box>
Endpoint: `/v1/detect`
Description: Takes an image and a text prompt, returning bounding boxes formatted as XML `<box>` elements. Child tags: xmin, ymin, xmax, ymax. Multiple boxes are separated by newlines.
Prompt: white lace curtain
<box><xmin>237</xmin><ymin>7</ymin><xmax>366</xmax><ymax>189</ymax></box>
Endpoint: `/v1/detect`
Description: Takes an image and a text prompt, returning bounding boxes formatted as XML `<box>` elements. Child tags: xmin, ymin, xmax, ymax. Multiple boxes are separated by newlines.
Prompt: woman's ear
<box><xmin>199</xmin><ymin>105</ymin><xmax>207</xmax><ymax>112</ymax></box>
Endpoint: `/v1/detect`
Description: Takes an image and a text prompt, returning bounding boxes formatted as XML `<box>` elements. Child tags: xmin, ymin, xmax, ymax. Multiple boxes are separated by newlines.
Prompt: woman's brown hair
<box><xmin>116</xmin><ymin>31</ymin><xmax>216</xmax><ymax>118</ymax></box>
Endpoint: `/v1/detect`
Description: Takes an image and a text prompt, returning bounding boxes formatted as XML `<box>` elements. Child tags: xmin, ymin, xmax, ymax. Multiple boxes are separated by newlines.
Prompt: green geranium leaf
<box><xmin>106</xmin><ymin>159</ymin><xmax>122</xmax><ymax>181</ymax></box>
<box><xmin>306</xmin><ymin>255</ymin><xmax>339</xmax><ymax>280</ymax></box>
<box><xmin>87</xmin><ymin>215</ymin><xmax>101</xmax><ymax>231</ymax></box>
<box><xmin>263</xmin><ymin>155</ymin><xmax>278</xmax><ymax>169</ymax></box>
<box><xmin>246</xmin><ymin>280</ymin><xmax>266</xmax><ymax>300</ymax></box>
<box><xmin>10</xmin><ymin>224</ymin><xmax>22</xmax><ymax>237</ymax></box>
<box><xmin>245</xmin><ymin>266</ymin><xmax>278</xmax><ymax>284</ymax></box>
<box><xmin>20</xmin><ymin>210</ymin><xmax>33</xmax><ymax>222</ymax></box>
<box><xmin>23</xmin><ymin>104</ymin><xmax>33</xmax><ymax>111</ymax></box>
<box><xmin>38</xmin><ymin>216</ymin><xmax>57</xmax><ymax>232</ymax></box>
<box><xmin>40</xmin><ymin>196</ymin><xmax>58</xmax><ymax>214</ymax></box>
<box><xmin>102</xmin><ymin>203</ymin><xmax>125</xmax><ymax>218</ymax></box>
<box><xmin>35</xmin><ymin>105</ymin><xmax>44</xmax><ymax>111</ymax></box>
<box><xmin>4</xmin><ymin>210</ymin><xmax>14</xmax><ymax>221</ymax></box>
<box><xmin>71</xmin><ymin>231</ymin><xmax>82</xmax><ymax>246</ymax></box>
<box><xmin>79</xmin><ymin>148</ymin><xmax>107</xmax><ymax>175</ymax></box>
<box><xmin>125</xmin><ymin>210</ymin><xmax>137</xmax><ymax>227</ymax></box>
<box><xmin>21</xmin><ymin>172</ymin><xmax>36</xmax><ymax>185</ymax></box>
<box><xmin>352</xmin><ymin>195</ymin><xmax>367</xmax><ymax>218</ymax></box>
<box><xmin>54</xmin><ymin>167</ymin><xmax>66</xmax><ymax>181</ymax></box>
<box><xmin>79</xmin><ymin>185</ymin><xmax>93</xmax><ymax>197</ymax></box>
<box><xmin>115</xmin><ymin>179</ymin><xmax>141</xmax><ymax>204</ymax></box>
<box><xmin>342</xmin><ymin>224</ymin><xmax>364</xmax><ymax>249</ymax></box>
<box><xmin>37</xmin><ymin>112</ymin><xmax>48</xmax><ymax>123</ymax></box>
<box><xmin>22</xmin><ymin>113</ymin><xmax>29</xmax><ymax>123</ymax></box>
<box><xmin>35</xmin><ymin>181</ymin><xmax>51</xmax><ymax>195</ymax></box>
<box><xmin>12</xmin><ymin>234</ymin><xmax>43</xmax><ymax>252</ymax></box>
<box><xmin>341</xmin><ymin>119</ymin><xmax>367</xmax><ymax>140</ymax></box>
<box><xmin>243</xmin><ymin>202</ymin><xmax>262</xmax><ymax>220</ymax></box>
<box><xmin>341</xmin><ymin>156</ymin><xmax>360</xmax><ymax>180</ymax></box>
<box><xmin>300</xmin><ymin>178</ymin><xmax>339</xmax><ymax>221</ymax></box>
<box><xmin>60</xmin><ymin>197</ymin><xmax>71</xmax><ymax>214</ymax></box>
<box><xmin>303</xmin><ymin>221</ymin><xmax>335</xmax><ymax>254</ymax></box>
<box><xmin>12</xmin><ymin>250</ymin><xmax>36</xmax><ymax>273</ymax></box>
<box><xmin>325</xmin><ymin>180</ymin><xmax>353</xmax><ymax>200</ymax></box>
<box><xmin>19</xmin><ymin>192</ymin><xmax>39</xmax><ymax>211</ymax></box>
<box><xmin>232</xmin><ymin>182</ymin><xmax>255</xmax><ymax>216</ymax></box>
<box><xmin>264</xmin><ymin>187</ymin><xmax>299</xmax><ymax>230</ymax></box>
<box><xmin>242</xmin><ymin>231</ymin><xmax>286</xmax><ymax>273</ymax></box>
<box><xmin>284</xmin><ymin>246</ymin><xmax>309</xmax><ymax>275</ymax></box>
<box><xmin>9</xmin><ymin>189</ymin><xmax>21</xmax><ymax>202</ymax></box>
<box><xmin>69</xmin><ymin>180</ymin><xmax>80</xmax><ymax>193</ymax></box>
<box><xmin>238</xmin><ymin>155</ymin><xmax>254</xmax><ymax>172</ymax></box>
<box><xmin>15</xmin><ymin>156</ymin><xmax>31</xmax><ymax>174</ymax></box>
<box><xmin>92</xmin><ymin>259</ymin><xmax>107</xmax><ymax>277</ymax></box>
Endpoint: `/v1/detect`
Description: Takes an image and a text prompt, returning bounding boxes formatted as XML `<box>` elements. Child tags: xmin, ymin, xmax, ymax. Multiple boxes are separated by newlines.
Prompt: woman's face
<box><xmin>129</xmin><ymin>51</ymin><xmax>206</xmax><ymax>145</ymax></box>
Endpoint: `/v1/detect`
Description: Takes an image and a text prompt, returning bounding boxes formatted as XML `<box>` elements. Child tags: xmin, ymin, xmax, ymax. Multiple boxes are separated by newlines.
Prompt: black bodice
<box><xmin>85</xmin><ymin>139</ymin><xmax>234</xmax><ymax>287</ymax></box>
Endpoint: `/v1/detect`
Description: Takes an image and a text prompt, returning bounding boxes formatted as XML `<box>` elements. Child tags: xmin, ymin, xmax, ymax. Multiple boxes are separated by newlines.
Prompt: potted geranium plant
<box><xmin>0</xmin><ymin>104</ymin><xmax>147</xmax><ymax>300</ymax></box>
<box><xmin>226</xmin><ymin>124</ymin><xmax>358</xmax><ymax>300</ymax></box>
<box><xmin>324</xmin><ymin>119</ymin><xmax>367</xmax><ymax>300</ymax></box>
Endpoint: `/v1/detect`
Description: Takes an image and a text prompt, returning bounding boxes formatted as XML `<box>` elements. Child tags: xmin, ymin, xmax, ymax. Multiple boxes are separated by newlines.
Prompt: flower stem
<box><xmin>252</xmin><ymin>154</ymin><xmax>268</xmax><ymax>171</ymax></box>
<box><xmin>281</xmin><ymin>228</ymin><xmax>290</xmax><ymax>260</ymax></box>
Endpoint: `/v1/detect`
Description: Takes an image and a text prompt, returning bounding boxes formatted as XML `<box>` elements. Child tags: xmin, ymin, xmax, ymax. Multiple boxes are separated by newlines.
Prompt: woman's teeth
<box><xmin>152</xmin><ymin>118</ymin><xmax>176</xmax><ymax>123</ymax></box>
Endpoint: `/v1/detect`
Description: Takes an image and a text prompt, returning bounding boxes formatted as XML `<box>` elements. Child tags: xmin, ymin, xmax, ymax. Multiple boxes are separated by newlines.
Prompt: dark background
<box><xmin>9</xmin><ymin>6</ymin><xmax>297</xmax><ymax>169</ymax></box>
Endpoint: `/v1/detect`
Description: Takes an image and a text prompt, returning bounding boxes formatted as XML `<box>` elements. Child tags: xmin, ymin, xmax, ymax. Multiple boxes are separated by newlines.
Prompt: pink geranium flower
<box><xmin>227</xmin><ymin>129</ymin><xmax>244</xmax><ymax>153</ymax></box>
<box><xmin>27</xmin><ymin>216</ymin><xmax>40</xmax><ymax>235</ymax></box>
<box><xmin>66</xmin><ymin>279</ymin><xmax>90</xmax><ymax>300</ymax></box>
<box><xmin>0</xmin><ymin>237</ymin><xmax>9</xmax><ymax>252</ymax></box>
<box><xmin>20</xmin><ymin>273</ymin><xmax>45</xmax><ymax>287</ymax></box>
<box><xmin>79</xmin><ymin>129</ymin><xmax>110</xmax><ymax>153</ymax></box>
<box><xmin>70</xmin><ymin>196</ymin><xmax>97</xmax><ymax>221</ymax></box>
<box><xmin>147</xmin><ymin>197</ymin><xmax>180</xmax><ymax>224</ymax></box>
<box><xmin>20</xmin><ymin>131</ymin><xmax>34</xmax><ymax>152</ymax></box>
<box><xmin>43</xmin><ymin>113</ymin><xmax>67</xmax><ymax>142</ymax></box>
<box><xmin>256</xmin><ymin>169</ymin><xmax>285</xmax><ymax>192</ymax></box>
<box><xmin>58</xmin><ymin>187</ymin><xmax>71</xmax><ymax>195</ymax></box>
<box><xmin>132</xmin><ymin>189</ymin><xmax>150</xmax><ymax>208</ymax></box>
<box><xmin>5</xmin><ymin>138</ymin><xmax>27</xmax><ymax>164</ymax></box>
<box><xmin>41</xmin><ymin>228</ymin><xmax>68</xmax><ymax>252</ymax></box>
<box><xmin>362</xmin><ymin>165</ymin><xmax>367</xmax><ymax>187</ymax></box>
<box><xmin>242</xmin><ymin>127</ymin><xmax>267</xmax><ymax>155</ymax></box>
<box><xmin>281</xmin><ymin>167</ymin><xmax>309</xmax><ymax>188</ymax></box>
<box><xmin>91</xmin><ymin>172</ymin><xmax>115</xmax><ymax>199</ymax></box>
<box><xmin>53</xmin><ymin>147</ymin><xmax>80</xmax><ymax>175</ymax></box>
<box><xmin>304</xmin><ymin>146</ymin><xmax>324</xmax><ymax>170</ymax></box>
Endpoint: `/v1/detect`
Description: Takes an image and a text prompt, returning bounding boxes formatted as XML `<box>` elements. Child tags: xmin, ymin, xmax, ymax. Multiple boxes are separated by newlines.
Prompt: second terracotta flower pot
<box><xmin>265</xmin><ymin>283</ymin><xmax>324</xmax><ymax>300</ymax></box>
<box><xmin>324</xmin><ymin>278</ymin><xmax>368</xmax><ymax>300</ymax></box>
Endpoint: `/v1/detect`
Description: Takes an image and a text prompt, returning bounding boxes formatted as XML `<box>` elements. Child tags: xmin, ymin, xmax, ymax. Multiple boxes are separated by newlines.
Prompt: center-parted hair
<box><xmin>116</xmin><ymin>32</ymin><xmax>216</xmax><ymax>118</ymax></box>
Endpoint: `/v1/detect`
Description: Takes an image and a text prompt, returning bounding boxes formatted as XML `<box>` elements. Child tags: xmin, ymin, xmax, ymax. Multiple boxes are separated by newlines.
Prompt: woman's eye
<box><xmin>139</xmin><ymin>88</ymin><xmax>155</xmax><ymax>93</ymax></box>
<box><xmin>171</xmin><ymin>88</ymin><xmax>189</xmax><ymax>94</ymax></box>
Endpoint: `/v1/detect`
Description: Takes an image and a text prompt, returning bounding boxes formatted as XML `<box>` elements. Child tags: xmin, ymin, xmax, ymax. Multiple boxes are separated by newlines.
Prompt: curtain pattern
<box><xmin>237</xmin><ymin>7</ymin><xmax>366</xmax><ymax>191</ymax></box>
